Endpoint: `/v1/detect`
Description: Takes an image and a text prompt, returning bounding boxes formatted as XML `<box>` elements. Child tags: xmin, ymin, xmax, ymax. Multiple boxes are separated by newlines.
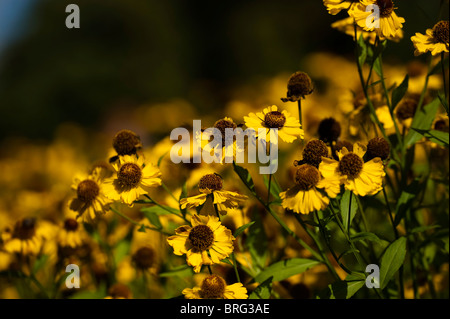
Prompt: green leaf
<box><xmin>411</xmin><ymin>128</ymin><xmax>449</xmax><ymax>147</ymax></box>
<box><xmin>249</xmin><ymin>277</ymin><xmax>272</xmax><ymax>299</ymax></box>
<box><xmin>405</xmin><ymin>98</ymin><xmax>440</xmax><ymax>147</ymax></box>
<box><xmin>428</xmin><ymin>56</ymin><xmax>449</xmax><ymax>76</ymax></box>
<box><xmin>246</xmin><ymin>210</ymin><xmax>268</xmax><ymax>269</ymax></box>
<box><xmin>410</xmin><ymin>225</ymin><xmax>440</xmax><ymax>234</ymax></box>
<box><xmin>263</xmin><ymin>174</ymin><xmax>282</xmax><ymax>201</ymax></box>
<box><xmin>394</xmin><ymin>179</ymin><xmax>426</xmax><ymax>226</ymax></box>
<box><xmin>340</xmin><ymin>190</ymin><xmax>358</xmax><ymax>231</ymax></box>
<box><xmin>32</xmin><ymin>254</ymin><xmax>49</xmax><ymax>275</ymax></box>
<box><xmin>391</xmin><ymin>75</ymin><xmax>409</xmax><ymax>110</ymax></box>
<box><xmin>159</xmin><ymin>265</ymin><xmax>194</xmax><ymax>278</ymax></box>
<box><xmin>380</xmin><ymin>237</ymin><xmax>407</xmax><ymax>290</ymax></box>
<box><xmin>233</xmin><ymin>221</ymin><xmax>255</xmax><ymax>238</ymax></box>
<box><xmin>357</xmin><ymin>34</ymin><xmax>367</xmax><ymax>67</ymax></box>
<box><xmin>317</xmin><ymin>274</ymin><xmax>365</xmax><ymax>299</ymax></box>
<box><xmin>254</xmin><ymin>258</ymin><xmax>320</xmax><ymax>284</ymax></box>
<box><xmin>350</xmin><ymin>232</ymin><xmax>382</xmax><ymax>245</ymax></box>
<box><xmin>157</xmin><ymin>151</ymin><xmax>169</xmax><ymax>168</ymax></box>
<box><xmin>233</xmin><ymin>162</ymin><xmax>256</xmax><ymax>194</ymax></box>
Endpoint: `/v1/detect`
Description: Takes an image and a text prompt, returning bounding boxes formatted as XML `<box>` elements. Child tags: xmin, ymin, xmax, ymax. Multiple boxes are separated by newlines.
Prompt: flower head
<box><xmin>320</xmin><ymin>142</ymin><xmax>385</xmax><ymax>196</ymax></box>
<box><xmin>182</xmin><ymin>274</ymin><xmax>248</xmax><ymax>299</ymax></box>
<box><xmin>69</xmin><ymin>166</ymin><xmax>113</xmax><ymax>223</ymax></box>
<box><xmin>244</xmin><ymin>105</ymin><xmax>304</xmax><ymax>144</ymax></box>
<box><xmin>180</xmin><ymin>173</ymin><xmax>247</xmax><ymax>216</ymax></box>
<box><xmin>103</xmin><ymin>155</ymin><xmax>162</xmax><ymax>206</ymax></box>
<box><xmin>281</xmin><ymin>71</ymin><xmax>313</xmax><ymax>102</ymax></box>
<box><xmin>411</xmin><ymin>20</ymin><xmax>449</xmax><ymax>56</ymax></box>
<box><xmin>167</xmin><ymin>215</ymin><xmax>234</xmax><ymax>272</ymax></box>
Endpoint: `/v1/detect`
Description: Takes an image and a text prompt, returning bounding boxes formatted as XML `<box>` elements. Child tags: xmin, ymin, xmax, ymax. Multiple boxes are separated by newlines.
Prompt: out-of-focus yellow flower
<box><xmin>323</xmin><ymin>0</ymin><xmax>360</xmax><ymax>15</ymax></box>
<box><xmin>103</xmin><ymin>155</ymin><xmax>162</xmax><ymax>206</ymax></box>
<box><xmin>57</xmin><ymin>218</ymin><xmax>87</xmax><ymax>248</ymax></box>
<box><xmin>69</xmin><ymin>166</ymin><xmax>114</xmax><ymax>223</ymax></box>
<box><xmin>320</xmin><ymin>142</ymin><xmax>385</xmax><ymax>196</ymax></box>
<box><xmin>411</xmin><ymin>21</ymin><xmax>449</xmax><ymax>56</ymax></box>
<box><xmin>1</xmin><ymin>218</ymin><xmax>56</xmax><ymax>256</ymax></box>
<box><xmin>350</xmin><ymin>0</ymin><xmax>405</xmax><ymax>39</ymax></box>
<box><xmin>167</xmin><ymin>214</ymin><xmax>234</xmax><ymax>273</ymax></box>
<box><xmin>182</xmin><ymin>274</ymin><xmax>247</xmax><ymax>299</ymax></box>
<box><xmin>244</xmin><ymin>105</ymin><xmax>304</xmax><ymax>144</ymax></box>
<box><xmin>180</xmin><ymin>173</ymin><xmax>247</xmax><ymax>216</ymax></box>
<box><xmin>280</xmin><ymin>164</ymin><xmax>341</xmax><ymax>214</ymax></box>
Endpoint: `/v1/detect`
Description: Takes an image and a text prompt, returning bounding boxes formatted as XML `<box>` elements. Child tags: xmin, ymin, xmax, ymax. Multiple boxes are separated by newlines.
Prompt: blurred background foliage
<box><xmin>0</xmin><ymin>0</ymin><xmax>446</xmax><ymax>146</ymax></box>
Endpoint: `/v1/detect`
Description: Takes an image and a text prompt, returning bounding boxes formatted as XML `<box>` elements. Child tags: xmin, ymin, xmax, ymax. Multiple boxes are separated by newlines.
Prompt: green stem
<box><xmin>161</xmin><ymin>181</ymin><xmax>178</xmax><ymax>202</ymax></box>
<box><xmin>267</xmin><ymin>174</ymin><xmax>272</xmax><ymax>205</ymax></box>
<box><xmin>231</xmin><ymin>253</ymin><xmax>241</xmax><ymax>283</ymax></box>
<box><xmin>441</xmin><ymin>51</ymin><xmax>448</xmax><ymax>100</ymax></box>
<box><xmin>143</xmin><ymin>194</ymin><xmax>189</xmax><ymax>223</ymax></box>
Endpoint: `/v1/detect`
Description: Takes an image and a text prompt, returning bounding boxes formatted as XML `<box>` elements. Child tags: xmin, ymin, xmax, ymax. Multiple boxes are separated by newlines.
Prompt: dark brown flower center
<box><xmin>117</xmin><ymin>163</ymin><xmax>142</xmax><ymax>188</ymax></box>
<box><xmin>108</xmin><ymin>283</ymin><xmax>132</xmax><ymax>299</ymax></box>
<box><xmin>332</xmin><ymin>140</ymin><xmax>354</xmax><ymax>160</ymax></box>
<box><xmin>318</xmin><ymin>117</ymin><xmax>341</xmax><ymax>143</ymax></box>
<box><xmin>433</xmin><ymin>21</ymin><xmax>449</xmax><ymax>44</ymax></box>
<box><xmin>200</xmin><ymin>275</ymin><xmax>226</xmax><ymax>299</ymax></box>
<box><xmin>112</xmin><ymin>129</ymin><xmax>141</xmax><ymax>156</ymax></box>
<box><xmin>295</xmin><ymin>164</ymin><xmax>321</xmax><ymax>190</ymax></box>
<box><xmin>77</xmin><ymin>179</ymin><xmax>100</xmax><ymax>203</ymax></box>
<box><xmin>366</xmin><ymin>137</ymin><xmax>390</xmax><ymax>161</ymax></box>
<box><xmin>132</xmin><ymin>247</ymin><xmax>155</xmax><ymax>270</ymax></box>
<box><xmin>396</xmin><ymin>98</ymin><xmax>417</xmax><ymax>121</ymax></box>
<box><xmin>301</xmin><ymin>139</ymin><xmax>329</xmax><ymax>168</ymax></box>
<box><xmin>198</xmin><ymin>174</ymin><xmax>223</xmax><ymax>191</ymax></box>
<box><xmin>12</xmin><ymin>218</ymin><xmax>36</xmax><ymax>240</ymax></box>
<box><xmin>434</xmin><ymin>119</ymin><xmax>449</xmax><ymax>132</ymax></box>
<box><xmin>188</xmin><ymin>225</ymin><xmax>214</xmax><ymax>251</ymax></box>
<box><xmin>213</xmin><ymin>119</ymin><xmax>237</xmax><ymax>146</ymax></box>
<box><xmin>64</xmin><ymin>218</ymin><xmax>79</xmax><ymax>231</ymax></box>
<box><xmin>339</xmin><ymin>153</ymin><xmax>364</xmax><ymax>179</ymax></box>
<box><xmin>281</xmin><ymin>71</ymin><xmax>313</xmax><ymax>102</ymax></box>
<box><xmin>376</xmin><ymin>0</ymin><xmax>394</xmax><ymax>17</ymax></box>
<box><xmin>264</xmin><ymin>111</ymin><xmax>286</xmax><ymax>129</ymax></box>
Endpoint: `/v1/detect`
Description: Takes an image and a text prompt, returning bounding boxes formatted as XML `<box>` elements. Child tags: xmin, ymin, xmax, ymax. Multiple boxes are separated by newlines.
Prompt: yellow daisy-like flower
<box><xmin>411</xmin><ymin>21</ymin><xmax>449</xmax><ymax>56</ymax></box>
<box><xmin>167</xmin><ymin>214</ymin><xmax>234</xmax><ymax>273</ymax></box>
<box><xmin>1</xmin><ymin>218</ymin><xmax>56</xmax><ymax>256</ymax></box>
<box><xmin>182</xmin><ymin>274</ymin><xmax>248</xmax><ymax>299</ymax></box>
<box><xmin>57</xmin><ymin>218</ymin><xmax>86</xmax><ymax>248</ymax></box>
<box><xmin>196</xmin><ymin>117</ymin><xmax>244</xmax><ymax>164</ymax></box>
<box><xmin>319</xmin><ymin>142</ymin><xmax>385</xmax><ymax>196</ymax></box>
<box><xmin>280</xmin><ymin>164</ymin><xmax>342</xmax><ymax>214</ymax></box>
<box><xmin>244</xmin><ymin>105</ymin><xmax>304</xmax><ymax>144</ymax></box>
<box><xmin>350</xmin><ymin>0</ymin><xmax>405</xmax><ymax>39</ymax></box>
<box><xmin>323</xmin><ymin>0</ymin><xmax>360</xmax><ymax>15</ymax></box>
<box><xmin>180</xmin><ymin>173</ymin><xmax>247</xmax><ymax>216</ymax></box>
<box><xmin>103</xmin><ymin>155</ymin><xmax>162</xmax><ymax>206</ymax></box>
<box><xmin>69</xmin><ymin>166</ymin><xmax>114</xmax><ymax>223</ymax></box>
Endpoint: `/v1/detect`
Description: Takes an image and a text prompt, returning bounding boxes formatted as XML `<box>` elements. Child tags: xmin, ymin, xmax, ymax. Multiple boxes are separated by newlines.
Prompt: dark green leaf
<box><xmin>246</xmin><ymin>210</ymin><xmax>268</xmax><ymax>269</ymax></box>
<box><xmin>340</xmin><ymin>190</ymin><xmax>358</xmax><ymax>231</ymax></box>
<box><xmin>317</xmin><ymin>274</ymin><xmax>365</xmax><ymax>299</ymax></box>
<box><xmin>391</xmin><ymin>75</ymin><xmax>409</xmax><ymax>110</ymax></box>
<box><xmin>350</xmin><ymin>232</ymin><xmax>382</xmax><ymax>245</ymax></box>
<box><xmin>233</xmin><ymin>162</ymin><xmax>256</xmax><ymax>194</ymax></box>
<box><xmin>394</xmin><ymin>179</ymin><xmax>427</xmax><ymax>226</ymax></box>
<box><xmin>233</xmin><ymin>221</ymin><xmax>255</xmax><ymax>238</ymax></box>
<box><xmin>405</xmin><ymin>98</ymin><xmax>440</xmax><ymax>147</ymax></box>
<box><xmin>263</xmin><ymin>174</ymin><xmax>282</xmax><ymax>201</ymax></box>
<box><xmin>159</xmin><ymin>265</ymin><xmax>194</xmax><ymax>278</ymax></box>
<box><xmin>254</xmin><ymin>258</ymin><xmax>320</xmax><ymax>283</ymax></box>
<box><xmin>380</xmin><ymin>237</ymin><xmax>407</xmax><ymax>289</ymax></box>
<box><xmin>249</xmin><ymin>277</ymin><xmax>272</xmax><ymax>299</ymax></box>
<box><xmin>411</xmin><ymin>128</ymin><xmax>449</xmax><ymax>147</ymax></box>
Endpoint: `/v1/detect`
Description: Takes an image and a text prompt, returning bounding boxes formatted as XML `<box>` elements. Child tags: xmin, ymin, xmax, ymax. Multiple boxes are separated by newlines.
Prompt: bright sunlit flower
<box><xmin>244</xmin><ymin>105</ymin><xmax>304</xmax><ymax>144</ymax></box>
<box><xmin>323</xmin><ymin>0</ymin><xmax>361</xmax><ymax>15</ymax></box>
<box><xmin>69</xmin><ymin>166</ymin><xmax>114</xmax><ymax>223</ymax></box>
<box><xmin>350</xmin><ymin>0</ymin><xmax>405</xmax><ymax>39</ymax></box>
<box><xmin>411</xmin><ymin>20</ymin><xmax>449</xmax><ymax>56</ymax></box>
<box><xmin>182</xmin><ymin>274</ymin><xmax>248</xmax><ymax>299</ymax></box>
<box><xmin>320</xmin><ymin>142</ymin><xmax>385</xmax><ymax>196</ymax></box>
<box><xmin>280</xmin><ymin>164</ymin><xmax>342</xmax><ymax>214</ymax></box>
<box><xmin>180</xmin><ymin>173</ymin><xmax>247</xmax><ymax>216</ymax></box>
<box><xmin>167</xmin><ymin>214</ymin><xmax>234</xmax><ymax>273</ymax></box>
<box><xmin>103</xmin><ymin>155</ymin><xmax>162</xmax><ymax>206</ymax></box>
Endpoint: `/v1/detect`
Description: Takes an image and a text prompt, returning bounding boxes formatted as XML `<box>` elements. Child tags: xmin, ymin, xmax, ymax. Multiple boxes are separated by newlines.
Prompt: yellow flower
<box><xmin>280</xmin><ymin>164</ymin><xmax>342</xmax><ymax>214</ymax></box>
<box><xmin>197</xmin><ymin>117</ymin><xmax>244</xmax><ymax>164</ymax></box>
<box><xmin>1</xmin><ymin>218</ymin><xmax>56</xmax><ymax>256</ymax></box>
<box><xmin>180</xmin><ymin>173</ymin><xmax>247</xmax><ymax>216</ymax></box>
<box><xmin>411</xmin><ymin>21</ymin><xmax>449</xmax><ymax>56</ymax></box>
<box><xmin>244</xmin><ymin>105</ymin><xmax>304</xmax><ymax>144</ymax></box>
<box><xmin>167</xmin><ymin>214</ymin><xmax>234</xmax><ymax>273</ymax></box>
<box><xmin>323</xmin><ymin>0</ymin><xmax>360</xmax><ymax>15</ymax></box>
<box><xmin>57</xmin><ymin>218</ymin><xmax>86</xmax><ymax>248</ymax></box>
<box><xmin>69</xmin><ymin>166</ymin><xmax>113</xmax><ymax>223</ymax></box>
<box><xmin>182</xmin><ymin>274</ymin><xmax>248</xmax><ymax>299</ymax></box>
<box><xmin>350</xmin><ymin>0</ymin><xmax>405</xmax><ymax>39</ymax></box>
<box><xmin>103</xmin><ymin>155</ymin><xmax>162</xmax><ymax>206</ymax></box>
<box><xmin>331</xmin><ymin>17</ymin><xmax>403</xmax><ymax>44</ymax></box>
<box><xmin>320</xmin><ymin>142</ymin><xmax>385</xmax><ymax>196</ymax></box>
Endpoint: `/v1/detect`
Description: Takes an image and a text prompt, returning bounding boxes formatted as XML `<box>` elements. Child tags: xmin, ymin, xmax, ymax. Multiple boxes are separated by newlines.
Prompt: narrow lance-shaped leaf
<box><xmin>380</xmin><ymin>237</ymin><xmax>407</xmax><ymax>289</ymax></box>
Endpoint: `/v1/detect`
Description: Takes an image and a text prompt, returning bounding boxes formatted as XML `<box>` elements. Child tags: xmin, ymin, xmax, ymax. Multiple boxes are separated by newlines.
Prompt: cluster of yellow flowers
<box><xmin>0</xmin><ymin>1</ymin><xmax>448</xmax><ymax>300</ymax></box>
